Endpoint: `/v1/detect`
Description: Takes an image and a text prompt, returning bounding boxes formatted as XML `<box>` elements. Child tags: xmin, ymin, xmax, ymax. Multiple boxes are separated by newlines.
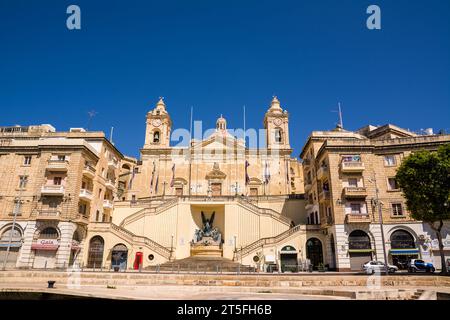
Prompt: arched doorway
<box><xmin>306</xmin><ymin>238</ymin><xmax>323</xmax><ymax>269</ymax></box>
<box><xmin>32</xmin><ymin>227</ymin><xmax>59</xmax><ymax>269</ymax></box>
<box><xmin>87</xmin><ymin>236</ymin><xmax>104</xmax><ymax>268</ymax></box>
<box><xmin>111</xmin><ymin>244</ymin><xmax>128</xmax><ymax>271</ymax></box>
<box><xmin>390</xmin><ymin>230</ymin><xmax>418</xmax><ymax>269</ymax></box>
<box><xmin>0</xmin><ymin>226</ymin><xmax>22</xmax><ymax>268</ymax></box>
<box><xmin>280</xmin><ymin>245</ymin><xmax>297</xmax><ymax>272</ymax></box>
<box><xmin>348</xmin><ymin>230</ymin><xmax>372</xmax><ymax>271</ymax></box>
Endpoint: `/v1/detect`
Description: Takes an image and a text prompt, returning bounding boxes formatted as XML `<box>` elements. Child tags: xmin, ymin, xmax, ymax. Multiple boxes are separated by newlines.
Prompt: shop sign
<box><xmin>38</xmin><ymin>239</ymin><xmax>59</xmax><ymax>246</ymax></box>
<box><xmin>265</xmin><ymin>255</ymin><xmax>275</xmax><ymax>262</ymax></box>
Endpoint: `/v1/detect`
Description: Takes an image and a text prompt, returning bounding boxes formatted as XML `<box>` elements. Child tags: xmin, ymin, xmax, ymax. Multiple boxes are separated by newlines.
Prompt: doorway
<box><xmin>280</xmin><ymin>245</ymin><xmax>298</xmax><ymax>272</ymax></box>
<box><xmin>306</xmin><ymin>238</ymin><xmax>323</xmax><ymax>269</ymax></box>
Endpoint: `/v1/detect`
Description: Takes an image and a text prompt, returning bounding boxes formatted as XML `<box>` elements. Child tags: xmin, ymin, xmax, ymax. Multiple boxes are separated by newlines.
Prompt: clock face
<box><xmin>152</xmin><ymin>119</ymin><xmax>162</xmax><ymax>127</ymax></box>
<box><xmin>274</xmin><ymin>118</ymin><xmax>282</xmax><ymax>126</ymax></box>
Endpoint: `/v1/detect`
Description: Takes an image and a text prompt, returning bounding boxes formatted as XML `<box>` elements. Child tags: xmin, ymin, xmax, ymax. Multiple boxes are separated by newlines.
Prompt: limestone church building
<box><xmin>1</xmin><ymin>97</ymin><xmax>449</xmax><ymax>272</ymax></box>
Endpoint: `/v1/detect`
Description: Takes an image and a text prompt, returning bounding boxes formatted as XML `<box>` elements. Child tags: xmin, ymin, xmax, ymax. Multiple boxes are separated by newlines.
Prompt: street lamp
<box><xmin>170</xmin><ymin>234</ymin><xmax>174</xmax><ymax>260</ymax></box>
<box><xmin>369</xmin><ymin>174</ymin><xmax>389</xmax><ymax>276</ymax></box>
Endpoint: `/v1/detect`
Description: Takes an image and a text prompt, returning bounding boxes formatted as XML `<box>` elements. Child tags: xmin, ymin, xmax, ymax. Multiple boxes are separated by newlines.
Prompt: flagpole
<box><xmin>188</xmin><ymin>106</ymin><xmax>193</xmax><ymax>196</ymax></box>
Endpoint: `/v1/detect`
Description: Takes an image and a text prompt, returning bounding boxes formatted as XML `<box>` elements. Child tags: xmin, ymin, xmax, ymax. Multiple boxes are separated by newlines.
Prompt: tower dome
<box><xmin>216</xmin><ymin>115</ymin><xmax>227</xmax><ymax>131</ymax></box>
<box><xmin>268</xmin><ymin>96</ymin><xmax>283</xmax><ymax>113</ymax></box>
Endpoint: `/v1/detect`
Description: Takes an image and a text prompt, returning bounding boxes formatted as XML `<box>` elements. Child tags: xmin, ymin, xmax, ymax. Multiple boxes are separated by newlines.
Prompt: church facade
<box><xmin>1</xmin><ymin>97</ymin><xmax>449</xmax><ymax>272</ymax></box>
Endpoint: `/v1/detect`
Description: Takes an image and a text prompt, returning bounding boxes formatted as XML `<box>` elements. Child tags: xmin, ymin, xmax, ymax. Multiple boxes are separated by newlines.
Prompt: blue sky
<box><xmin>1</xmin><ymin>0</ymin><xmax>449</xmax><ymax>158</ymax></box>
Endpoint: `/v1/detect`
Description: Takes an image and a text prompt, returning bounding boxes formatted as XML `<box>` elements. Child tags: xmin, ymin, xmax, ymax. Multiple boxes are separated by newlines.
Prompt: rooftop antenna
<box><xmin>331</xmin><ymin>102</ymin><xmax>344</xmax><ymax>129</ymax></box>
<box><xmin>109</xmin><ymin>126</ymin><xmax>114</xmax><ymax>144</ymax></box>
<box><xmin>243</xmin><ymin>105</ymin><xmax>246</xmax><ymax>147</ymax></box>
<box><xmin>86</xmin><ymin>110</ymin><xmax>97</xmax><ymax>131</ymax></box>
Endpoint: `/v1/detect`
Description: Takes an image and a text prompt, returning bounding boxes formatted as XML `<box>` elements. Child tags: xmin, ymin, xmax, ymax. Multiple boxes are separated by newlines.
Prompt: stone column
<box><xmin>55</xmin><ymin>221</ymin><xmax>76</xmax><ymax>268</ymax></box>
<box><xmin>17</xmin><ymin>221</ymin><xmax>37</xmax><ymax>268</ymax></box>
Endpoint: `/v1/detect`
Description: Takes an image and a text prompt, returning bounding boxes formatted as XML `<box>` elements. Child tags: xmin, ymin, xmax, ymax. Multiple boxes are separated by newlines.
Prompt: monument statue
<box><xmin>192</xmin><ymin>211</ymin><xmax>222</xmax><ymax>246</ymax></box>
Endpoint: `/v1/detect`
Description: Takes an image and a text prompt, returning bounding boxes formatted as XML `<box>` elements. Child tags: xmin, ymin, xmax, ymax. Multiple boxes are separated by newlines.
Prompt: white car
<box><xmin>362</xmin><ymin>261</ymin><xmax>398</xmax><ymax>274</ymax></box>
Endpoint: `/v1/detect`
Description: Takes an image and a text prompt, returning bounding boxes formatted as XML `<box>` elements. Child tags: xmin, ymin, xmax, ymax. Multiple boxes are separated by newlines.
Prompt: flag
<box><xmin>155</xmin><ymin>174</ymin><xmax>159</xmax><ymax>194</ymax></box>
<box><xmin>129</xmin><ymin>167</ymin><xmax>136</xmax><ymax>189</ymax></box>
<box><xmin>245</xmin><ymin>160</ymin><xmax>250</xmax><ymax>185</ymax></box>
<box><xmin>264</xmin><ymin>162</ymin><xmax>271</xmax><ymax>184</ymax></box>
<box><xmin>170</xmin><ymin>163</ymin><xmax>175</xmax><ymax>187</ymax></box>
<box><xmin>150</xmin><ymin>161</ymin><xmax>155</xmax><ymax>194</ymax></box>
<box><xmin>286</xmin><ymin>160</ymin><xmax>290</xmax><ymax>183</ymax></box>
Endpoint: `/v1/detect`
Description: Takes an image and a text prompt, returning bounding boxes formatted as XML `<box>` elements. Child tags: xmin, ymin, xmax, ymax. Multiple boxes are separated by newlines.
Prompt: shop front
<box><xmin>348</xmin><ymin>230</ymin><xmax>373</xmax><ymax>271</ymax></box>
<box><xmin>280</xmin><ymin>245</ymin><xmax>298</xmax><ymax>272</ymax></box>
<box><xmin>31</xmin><ymin>239</ymin><xmax>59</xmax><ymax>269</ymax></box>
<box><xmin>389</xmin><ymin>230</ymin><xmax>419</xmax><ymax>269</ymax></box>
<box><xmin>111</xmin><ymin>243</ymin><xmax>128</xmax><ymax>271</ymax></box>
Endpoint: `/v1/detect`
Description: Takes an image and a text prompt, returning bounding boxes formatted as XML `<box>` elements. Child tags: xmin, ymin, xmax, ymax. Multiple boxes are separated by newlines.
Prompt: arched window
<box><xmin>390</xmin><ymin>230</ymin><xmax>415</xmax><ymax>249</ymax></box>
<box><xmin>349</xmin><ymin>230</ymin><xmax>371</xmax><ymax>250</ymax></box>
<box><xmin>153</xmin><ymin>130</ymin><xmax>160</xmax><ymax>143</ymax></box>
<box><xmin>40</xmin><ymin>227</ymin><xmax>58</xmax><ymax>239</ymax></box>
<box><xmin>274</xmin><ymin>128</ymin><xmax>282</xmax><ymax>143</ymax></box>
<box><xmin>1</xmin><ymin>227</ymin><xmax>22</xmax><ymax>242</ymax></box>
<box><xmin>87</xmin><ymin>236</ymin><xmax>104</xmax><ymax>268</ymax></box>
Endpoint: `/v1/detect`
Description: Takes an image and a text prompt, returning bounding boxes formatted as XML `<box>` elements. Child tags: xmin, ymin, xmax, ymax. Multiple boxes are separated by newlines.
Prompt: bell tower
<box><xmin>144</xmin><ymin>97</ymin><xmax>172</xmax><ymax>148</ymax></box>
<box><xmin>263</xmin><ymin>96</ymin><xmax>290</xmax><ymax>149</ymax></box>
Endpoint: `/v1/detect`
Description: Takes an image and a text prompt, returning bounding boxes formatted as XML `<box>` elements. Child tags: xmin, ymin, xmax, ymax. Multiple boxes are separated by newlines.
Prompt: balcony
<box><xmin>74</xmin><ymin>214</ymin><xmax>90</xmax><ymax>225</ymax></box>
<box><xmin>306</xmin><ymin>224</ymin><xmax>322</xmax><ymax>231</ymax></box>
<box><xmin>108</xmin><ymin>159</ymin><xmax>119</xmax><ymax>169</ymax></box>
<box><xmin>343</xmin><ymin>187</ymin><xmax>368</xmax><ymax>198</ymax></box>
<box><xmin>316</xmin><ymin>166</ymin><xmax>328</xmax><ymax>180</ymax></box>
<box><xmin>36</xmin><ymin>210</ymin><xmax>61</xmax><ymax>220</ymax></box>
<box><xmin>83</xmin><ymin>164</ymin><xmax>96</xmax><ymax>178</ymax></box>
<box><xmin>79</xmin><ymin>189</ymin><xmax>93</xmax><ymax>201</ymax></box>
<box><xmin>47</xmin><ymin>159</ymin><xmax>69</xmax><ymax>171</ymax></box>
<box><xmin>105</xmin><ymin>179</ymin><xmax>116</xmax><ymax>190</ymax></box>
<box><xmin>340</xmin><ymin>161</ymin><xmax>365</xmax><ymax>172</ymax></box>
<box><xmin>318</xmin><ymin>190</ymin><xmax>330</xmax><ymax>202</ymax></box>
<box><xmin>103</xmin><ymin>199</ymin><xmax>114</xmax><ymax>210</ymax></box>
<box><xmin>345</xmin><ymin>214</ymin><xmax>371</xmax><ymax>224</ymax></box>
<box><xmin>41</xmin><ymin>185</ymin><xmax>65</xmax><ymax>196</ymax></box>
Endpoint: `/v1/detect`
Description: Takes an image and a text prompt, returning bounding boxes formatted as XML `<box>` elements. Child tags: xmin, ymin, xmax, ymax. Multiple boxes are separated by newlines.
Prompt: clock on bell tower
<box><xmin>144</xmin><ymin>97</ymin><xmax>172</xmax><ymax>148</ymax></box>
<box><xmin>263</xmin><ymin>96</ymin><xmax>290</xmax><ymax>149</ymax></box>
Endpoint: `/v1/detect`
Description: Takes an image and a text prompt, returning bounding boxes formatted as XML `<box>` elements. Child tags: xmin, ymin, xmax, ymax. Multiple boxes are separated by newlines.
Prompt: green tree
<box><xmin>396</xmin><ymin>144</ymin><xmax>450</xmax><ymax>274</ymax></box>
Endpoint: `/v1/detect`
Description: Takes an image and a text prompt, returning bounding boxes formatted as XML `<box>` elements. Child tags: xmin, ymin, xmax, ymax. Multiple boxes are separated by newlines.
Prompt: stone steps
<box><xmin>145</xmin><ymin>256</ymin><xmax>256</xmax><ymax>272</ymax></box>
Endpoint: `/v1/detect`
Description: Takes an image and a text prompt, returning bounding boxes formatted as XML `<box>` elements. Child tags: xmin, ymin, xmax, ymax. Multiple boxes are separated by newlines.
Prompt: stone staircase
<box><xmin>236</xmin><ymin>224</ymin><xmax>306</xmax><ymax>259</ymax></box>
<box><xmin>119</xmin><ymin>198</ymin><xmax>179</xmax><ymax>227</ymax></box>
<box><xmin>89</xmin><ymin>222</ymin><xmax>171</xmax><ymax>260</ymax></box>
<box><xmin>145</xmin><ymin>256</ymin><xmax>256</xmax><ymax>273</ymax></box>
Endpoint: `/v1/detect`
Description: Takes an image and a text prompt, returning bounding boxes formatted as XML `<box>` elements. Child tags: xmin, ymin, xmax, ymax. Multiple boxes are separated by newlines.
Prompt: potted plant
<box><xmin>318</xmin><ymin>263</ymin><xmax>326</xmax><ymax>272</ymax></box>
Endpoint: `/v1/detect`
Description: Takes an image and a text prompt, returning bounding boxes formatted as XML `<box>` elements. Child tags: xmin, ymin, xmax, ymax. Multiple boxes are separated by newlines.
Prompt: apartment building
<box><xmin>0</xmin><ymin>125</ymin><xmax>123</xmax><ymax>269</ymax></box>
<box><xmin>300</xmin><ymin>124</ymin><xmax>450</xmax><ymax>271</ymax></box>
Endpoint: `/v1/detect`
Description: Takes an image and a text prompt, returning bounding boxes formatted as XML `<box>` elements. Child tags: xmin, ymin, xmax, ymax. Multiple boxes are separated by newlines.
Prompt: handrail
<box><xmin>105</xmin><ymin>223</ymin><xmax>171</xmax><ymax>259</ymax></box>
<box><xmin>236</xmin><ymin>224</ymin><xmax>304</xmax><ymax>258</ymax></box>
<box><xmin>237</xmin><ymin>197</ymin><xmax>292</xmax><ymax>225</ymax></box>
<box><xmin>120</xmin><ymin>198</ymin><xmax>179</xmax><ymax>227</ymax></box>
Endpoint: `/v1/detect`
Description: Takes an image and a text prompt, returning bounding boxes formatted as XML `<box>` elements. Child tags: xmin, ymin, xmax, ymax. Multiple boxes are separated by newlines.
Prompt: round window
<box><xmin>253</xmin><ymin>255</ymin><xmax>260</xmax><ymax>262</ymax></box>
<box><xmin>148</xmin><ymin>254</ymin><xmax>154</xmax><ymax>261</ymax></box>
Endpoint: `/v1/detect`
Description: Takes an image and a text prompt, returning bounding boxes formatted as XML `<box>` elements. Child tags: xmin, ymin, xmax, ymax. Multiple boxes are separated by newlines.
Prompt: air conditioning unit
<box><xmin>69</xmin><ymin>128</ymin><xmax>86</xmax><ymax>132</ymax></box>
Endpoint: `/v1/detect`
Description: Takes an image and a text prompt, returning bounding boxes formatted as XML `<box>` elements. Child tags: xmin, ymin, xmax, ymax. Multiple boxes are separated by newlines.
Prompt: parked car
<box><xmin>362</xmin><ymin>261</ymin><xmax>398</xmax><ymax>274</ymax></box>
<box><xmin>407</xmin><ymin>259</ymin><xmax>435</xmax><ymax>273</ymax></box>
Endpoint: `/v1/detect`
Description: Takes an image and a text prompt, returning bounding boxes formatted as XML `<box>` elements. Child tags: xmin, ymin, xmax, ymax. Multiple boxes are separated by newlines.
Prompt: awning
<box><xmin>0</xmin><ymin>243</ymin><xmax>22</xmax><ymax>248</ymax></box>
<box><xmin>31</xmin><ymin>244</ymin><xmax>59</xmax><ymax>251</ymax></box>
<box><xmin>389</xmin><ymin>249</ymin><xmax>419</xmax><ymax>256</ymax></box>
<box><xmin>348</xmin><ymin>249</ymin><xmax>374</xmax><ymax>253</ymax></box>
